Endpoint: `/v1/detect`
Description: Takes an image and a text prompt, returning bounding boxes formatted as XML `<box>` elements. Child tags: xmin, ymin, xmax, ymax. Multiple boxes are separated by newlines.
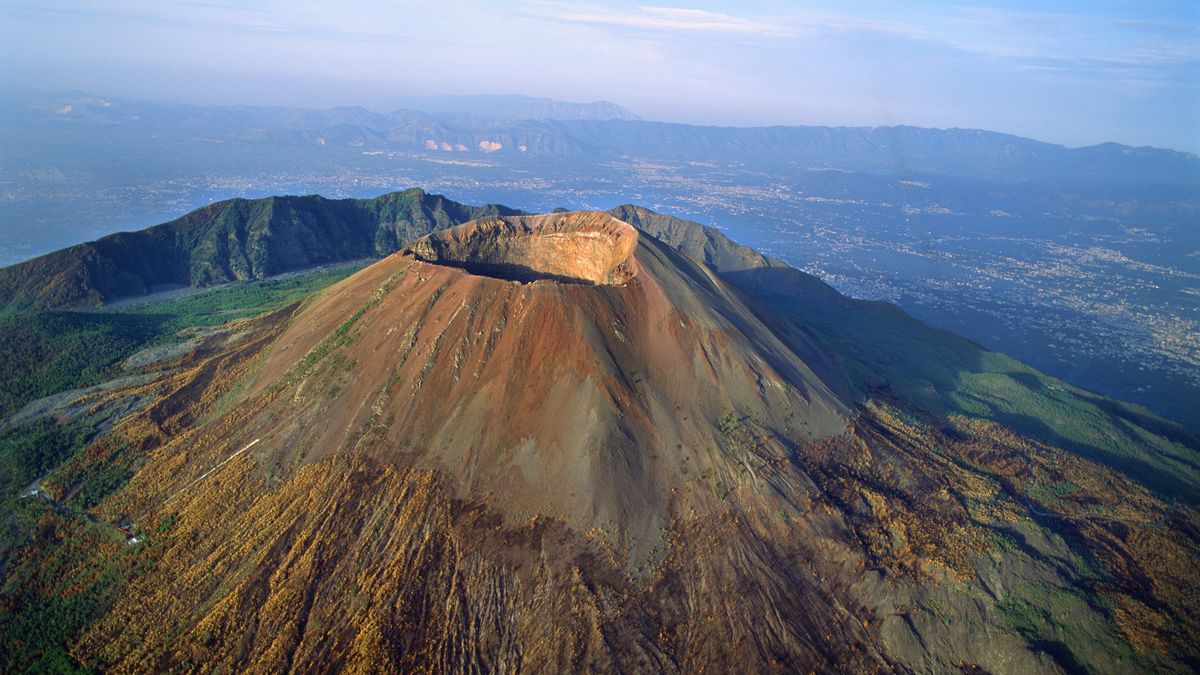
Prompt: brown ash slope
<box><xmin>10</xmin><ymin>210</ymin><xmax>1197</xmax><ymax>673</ymax></box>
<box><xmin>236</xmin><ymin>211</ymin><xmax>850</xmax><ymax>555</ymax></box>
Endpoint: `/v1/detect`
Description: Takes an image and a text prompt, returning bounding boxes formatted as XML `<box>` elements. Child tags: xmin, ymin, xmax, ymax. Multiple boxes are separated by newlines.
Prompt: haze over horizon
<box><xmin>2</xmin><ymin>1</ymin><xmax>1197</xmax><ymax>153</ymax></box>
<box><xmin>3</xmin><ymin>3</ymin><xmax>1200</xmax><ymax>672</ymax></box>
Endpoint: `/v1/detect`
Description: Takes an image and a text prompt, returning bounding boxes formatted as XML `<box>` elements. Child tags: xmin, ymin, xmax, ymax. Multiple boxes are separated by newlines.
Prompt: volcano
<box><xmin>8</xmin><ymin>206</ymin><xmax>1197</xmax><ymax>673</ymax></box>
<box><xmin>235</xmin><ymin>211</ymin><xmax>850</xmax><ymax>558</ymax></box>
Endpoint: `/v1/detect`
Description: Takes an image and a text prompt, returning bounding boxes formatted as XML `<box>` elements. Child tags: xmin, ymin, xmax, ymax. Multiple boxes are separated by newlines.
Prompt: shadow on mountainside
<box><xmin>725</xmin><ymin>266</ymin><xmax>1200</xmax><ymax>505</ymax></box>
<box><xmin>413</xmin><ymin>258</ymin><xmax>602</xmax><ymax>285</ymax></box>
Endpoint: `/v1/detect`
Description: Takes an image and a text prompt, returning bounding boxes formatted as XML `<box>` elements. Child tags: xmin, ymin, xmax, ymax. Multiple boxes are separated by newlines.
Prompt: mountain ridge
<box><xmin>0</xmin><ymin>192</ymin><xmax>830</xmax><ymax>312</ymax></box>
<box><xmin>0</xmin><ymin>189</ymin><xmax>521</xmax><ymax>311</ymax></box>
<box><xmin>2</xmin><ymin>190</ymin><xmax>1194</xmax><ymax>498</ymax></box>
<box><xmin>0</xmin><ymin>199</ymin><xmax>1197</xmax><ymax>671</ymax></box>
<box><xmin>385</xmin><ymin>93</ymin><xmax>640</xmax><ymax>121</ymax></box>
<box><xmin>8</xmin><ymin>91</ymin><xmax>1196</xmax><ymax>186</ymax></box>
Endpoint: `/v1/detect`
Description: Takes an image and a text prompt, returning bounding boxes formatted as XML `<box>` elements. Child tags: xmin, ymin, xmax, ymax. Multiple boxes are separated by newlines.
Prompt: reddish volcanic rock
<box><xmin>65</xmin><ymin>208</ymin><xmax>1200</xmax><ymax>674</ymax></box>
<box><xmin>243</xmin><ymin>210</ymin><xmax>850</xmax><ymax>553</ymax></box>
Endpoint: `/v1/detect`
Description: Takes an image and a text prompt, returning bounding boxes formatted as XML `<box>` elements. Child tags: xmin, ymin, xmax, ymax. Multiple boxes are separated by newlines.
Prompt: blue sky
<box><xmin>2</xmin><ymin>1</ymin><xmax>1197</xmax><ymax>151</ymax></box>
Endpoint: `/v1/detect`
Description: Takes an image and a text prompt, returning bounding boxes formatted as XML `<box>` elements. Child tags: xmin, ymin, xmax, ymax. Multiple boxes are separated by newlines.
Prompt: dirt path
<box><xmin>157</xmin><ymin>438</ymin><xmax>261</xmax><ymax>509</ymax></box>
<box><xmin>21</xmin><ymin>438</ymin><xmax>262</xmax><ymax>545</ymax></box>
<box><xmin>96</xmin><ymin>259</ymin><xmax>375</xmax><ymax>311</ymax></box>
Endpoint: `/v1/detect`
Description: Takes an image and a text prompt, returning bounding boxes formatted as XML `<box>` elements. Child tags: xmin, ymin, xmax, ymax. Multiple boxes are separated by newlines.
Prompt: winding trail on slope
<box><xmin>156</xmin><ymin>438</ymin><xmax>261</xmax><ymax>510</ymax></box>
<box><xmin>22</xmin><ymin>438</ymin><xmax>263</xmax><ymax>546</ymax></box>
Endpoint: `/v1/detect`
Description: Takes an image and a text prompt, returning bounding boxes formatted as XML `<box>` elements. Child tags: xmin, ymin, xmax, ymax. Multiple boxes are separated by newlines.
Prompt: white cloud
<box><xmin>931</xmin><ymin>7</ymin><xmax>1200</xmax><ymax>66</ymax></box>
<box><xmin>524</xmin><ymin>2</ymin><xmax>791</xmax><ymax>35</ymax></box>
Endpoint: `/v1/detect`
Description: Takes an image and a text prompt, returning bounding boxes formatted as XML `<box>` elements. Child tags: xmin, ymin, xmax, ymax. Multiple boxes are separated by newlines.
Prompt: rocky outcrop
<box><xmin>406</xmin><ymin>211</ymin><xmax>639</xmax><ymax>285</ymax></box>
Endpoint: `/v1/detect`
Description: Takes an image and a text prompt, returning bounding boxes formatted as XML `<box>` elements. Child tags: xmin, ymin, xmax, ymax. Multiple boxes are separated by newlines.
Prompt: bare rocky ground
<box><xmin>6</xmin><ymin>212</ymin><xmax>1197</xmax><ymax>672</ymax></box>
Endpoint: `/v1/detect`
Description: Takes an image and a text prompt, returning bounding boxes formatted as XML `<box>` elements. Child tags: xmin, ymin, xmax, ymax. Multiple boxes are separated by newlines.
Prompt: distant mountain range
<box><xmin>1</xmin><ymin>92</ymin><xmax>1196</xmax><ymax>438</ymax></box>
<box><xmin>6</xmin><ymin>91</ymin><xmax>1196</xmax><ymax>187</ymax></box>
<box><xmin>386</xmin><ymin>93</ymin><xmax>640</xmax><ymax>121</ymax></box>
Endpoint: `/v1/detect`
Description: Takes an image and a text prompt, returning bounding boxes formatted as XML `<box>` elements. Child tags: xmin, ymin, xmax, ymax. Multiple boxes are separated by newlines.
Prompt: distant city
<box><xmin>1</xmin><ymin>93</ymin><xmax>1196</xmax><ymax>429</ymax></box>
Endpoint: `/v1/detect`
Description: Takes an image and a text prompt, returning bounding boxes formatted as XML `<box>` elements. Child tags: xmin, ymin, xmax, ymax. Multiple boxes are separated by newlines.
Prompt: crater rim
<box><xmin>404</xmin><ymin>211</ymin><xmax>639</xmax><ymax>285</ymax></box>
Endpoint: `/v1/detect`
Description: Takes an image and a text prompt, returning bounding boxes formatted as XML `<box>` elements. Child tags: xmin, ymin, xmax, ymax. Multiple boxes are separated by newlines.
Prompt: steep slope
<box><xmin>606</xmin><ymin>204</ymin><xmax>842</xmax><ymax>304</ymax></box>
<box><xmin>27</xmin><ymin>211</ymin><xmax>884</xmax><ymax>672</ymax></box>
<box><xmin>606</xmin><ymin>204</ymin><xmax>787</xmax><ymax>273</ymax></box>
<box><xmin>0</xmin><ymin>189</ymin><xmax>519</xmax><ymax>311</ymax></box>
<box><xmin>1</xmin><ymin>206</ymin><xmax>1197</xmax><ymax>673</ymax></box>
<box><xmin>612</xmin><ymin>205</ymin><xmax>1200</xmax><ymax>503</ymax></box>
<box><xmin>228</xmin><ymin>212</ymin><xmax>850</xmax><ymax>552</ymax></box>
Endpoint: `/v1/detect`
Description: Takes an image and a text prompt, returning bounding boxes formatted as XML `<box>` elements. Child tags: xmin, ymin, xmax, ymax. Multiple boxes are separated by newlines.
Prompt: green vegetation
<box><xmin>995</xmin><ymin>583</ymin><xmax>1145</xmax><ymax>672</ymax></box>
<box><xmin>717</xmin><ymin>411</ymin><xmax>741</xmax><ymax>438</ymax></box>
<box><xmin>998</xmin><ymin>591</ymin><xmax>1062</xmax><ymax>638</ymax></box>
<box><xmin>0</xmin><ymin>500</ymin><xmax>162</xmax><ymax>673</ymax></box>
<box><xmin>0</xmin><ymin>264</ymin><xmax>364</xmax><ymax>421</ymax></box>
<box><xmin>0</xmin><ymin>265</ymin><xmax>366</xmax><ymax>671</ymax></box>
<box><xmin>51</xmin><ymin>438</ymin><xmax>138</xmax><ymax>512</ymax></box>
<box><xmin>1026</xmin><ymin>480</ymin><xmax>1080</xmax><ymax>507</ymax></box>
<box><xmin>281</xmin><ymin>270</ymin><xmax>403</xmax><ymax>388</ymax></box>
<box><xmin>0</xmin><ymin>421</ymin><xmax>140</xmax><ymax>671</ymax></box>
<box><xmin>0</xmin><ymin>260</ymin><xmax>355</xmax><ymax>570</ymax></box>
<box><xmin>759</xmin><ymin>292</ymin><xmax>1200</xmax><ymax>503</ymax></box>
<box><xmin>0</xmin><ymin>312</ymin><xmax>166</xmax><ymax>420</ymax></box>
<box><xmin>0</xmin><ymin>415</ymin><xmax>107</xmax><ymax>562</ymax></box>
<box><xmin>0</xmin><ymin>267</ymin><xmax>353</xmax><ymax>472</ymax></box>
<box><xmin>122</xmin><ymin>263</ymin><xmax>362</xmax><ymax>329</ymax></box>
<box><xmin>0</xmin><ymin>189</ymin><xmax>514</xmax><ymax>312</ymax></box>
<box><xmin>717</xmin><ymin>411</ymin><xmax>752</xmax><ymax>464</ymax></box>
<box><xmin>0</xmin><ymin>265</ymin><xmax>362</xmax><ymax>542</ymax></box>
<box><xmin>0</xmin><ymin>416</ymin><xmax>104</xmax><ymax>500</ymax></box>
<box><xmin>990</xmin><ymin>530</ymin><xmax>1019</xmax><ymax>554</ymax></box>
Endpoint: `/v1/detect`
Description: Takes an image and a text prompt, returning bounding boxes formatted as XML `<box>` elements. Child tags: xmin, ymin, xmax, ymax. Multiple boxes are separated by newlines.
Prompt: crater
<box><xmin>406</xmin><ymin>212</ymin><xmax>639</xmax><ymax>285</ymax></box>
